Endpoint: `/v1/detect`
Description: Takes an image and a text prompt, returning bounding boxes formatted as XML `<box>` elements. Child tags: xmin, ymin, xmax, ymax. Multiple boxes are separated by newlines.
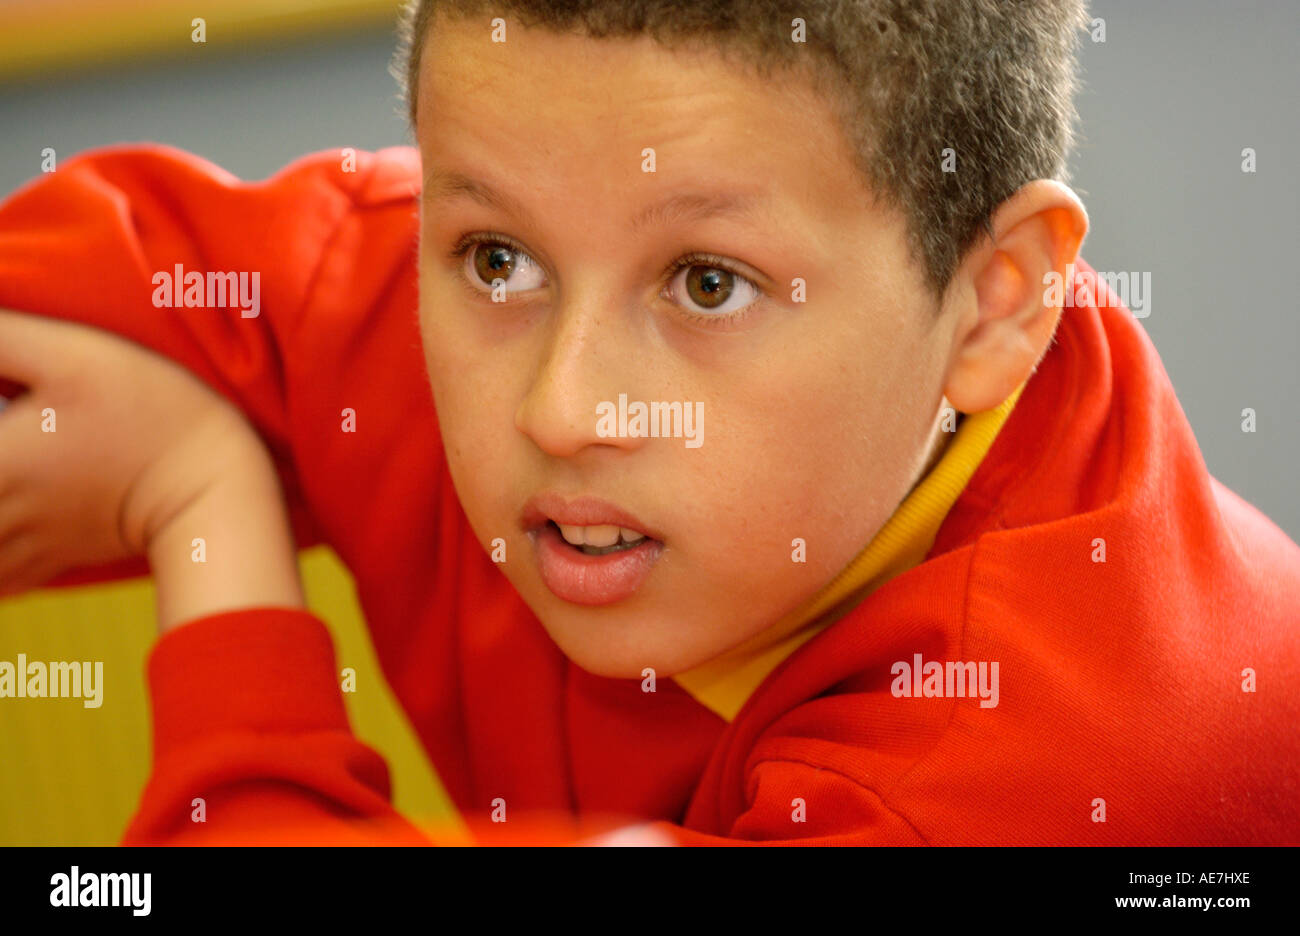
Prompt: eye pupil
<box><xmin>686</xmin><ymin>265</ymin><xmax>733</xmax><ymax>308</ymax></box>
<box><xmin>474</xmin><ymin>244</ymin><xmax>516</xmax><ymax>284</ymax></box>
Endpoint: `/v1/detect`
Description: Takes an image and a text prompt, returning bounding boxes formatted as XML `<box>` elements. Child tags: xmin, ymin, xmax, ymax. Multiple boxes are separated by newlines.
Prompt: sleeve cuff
<box><xmin>146</xmin><ymin>607</ymin><xmax>351</xmax><ymax>760</ymax></box>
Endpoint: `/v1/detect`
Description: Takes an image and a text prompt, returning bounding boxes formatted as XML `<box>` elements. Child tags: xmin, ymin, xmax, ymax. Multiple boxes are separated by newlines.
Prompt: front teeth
<box><xmin>556</xmin><ymin>523</ymin><xmax>646</xmax><ymax>547</ymax></box>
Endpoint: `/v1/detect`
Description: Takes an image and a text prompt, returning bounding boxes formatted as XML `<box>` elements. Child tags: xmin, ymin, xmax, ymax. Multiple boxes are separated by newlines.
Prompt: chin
<box><xmin>528</xmin><ymin>601</ymin><xmax>709</xmax><ymax>681</ymax></box>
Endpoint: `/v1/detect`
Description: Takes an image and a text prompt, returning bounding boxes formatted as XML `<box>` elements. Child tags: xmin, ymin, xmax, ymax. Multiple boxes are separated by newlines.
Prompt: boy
<box><xmin>0</xmin><ymin>1</ymin><xmax>1296</xmax><ymax>844</ymax></box>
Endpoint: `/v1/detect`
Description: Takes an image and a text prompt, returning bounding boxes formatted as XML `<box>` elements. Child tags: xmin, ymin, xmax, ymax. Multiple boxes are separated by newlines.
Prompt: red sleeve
<box><xmin>123</xmin><ymin>608</ymin><xmax>602</xmax><ymax>848</ymax></box>
<box><xmin>122</xmin><ymin>607</ymin><xmax>433</xmax><ymax>846</ymax></box>
<box><xmin>0</xmin><ymin>144</ymin><xmax>413</xmax><ymax>583</ymax></box>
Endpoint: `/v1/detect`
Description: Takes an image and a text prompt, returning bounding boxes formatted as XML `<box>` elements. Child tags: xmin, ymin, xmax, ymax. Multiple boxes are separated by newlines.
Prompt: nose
<box><xmin>514</xmin><ymin>289</ymin><xmax>646</xmax><ymax>459</ymax></box>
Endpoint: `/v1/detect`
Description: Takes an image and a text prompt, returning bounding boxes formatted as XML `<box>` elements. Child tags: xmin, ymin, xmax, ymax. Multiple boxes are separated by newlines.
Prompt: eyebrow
<box><xmin>423</xmin><ymin>168</ymin><xmax>766</xmax><ymax>233</ymax></box>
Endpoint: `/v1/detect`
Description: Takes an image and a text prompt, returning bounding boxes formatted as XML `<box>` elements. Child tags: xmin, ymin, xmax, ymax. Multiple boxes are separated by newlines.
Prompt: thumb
<box><xmin>0</xmin><ymin>391</ymin><xmax>49</xmax><ymax>493</ymax></box>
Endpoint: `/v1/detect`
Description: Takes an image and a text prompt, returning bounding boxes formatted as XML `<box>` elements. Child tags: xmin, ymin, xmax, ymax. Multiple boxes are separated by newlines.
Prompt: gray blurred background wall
<box><xmin>1</xmin><ymin>0</ymin><xmax>1296</xmax><ymax>538</ymax></box>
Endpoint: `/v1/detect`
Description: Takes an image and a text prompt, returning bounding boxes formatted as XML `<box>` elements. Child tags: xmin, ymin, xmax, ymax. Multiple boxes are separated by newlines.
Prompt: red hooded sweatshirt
<box><xmin>0</xmin><ymin>145</ymin><xmax>1296</xmax><ymax>845</ymax></box>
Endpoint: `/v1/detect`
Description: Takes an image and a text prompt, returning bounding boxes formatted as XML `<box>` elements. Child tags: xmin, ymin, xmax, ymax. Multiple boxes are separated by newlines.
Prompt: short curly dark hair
<box><xmin>392</xmin><ymin>0</ymin><xmax>1089</xmax><ymax>298</ymax></box>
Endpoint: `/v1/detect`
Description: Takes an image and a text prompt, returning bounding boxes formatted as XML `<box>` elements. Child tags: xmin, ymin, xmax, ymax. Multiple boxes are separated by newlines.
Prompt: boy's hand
<box><xmin>0</xmin><ymin>309</ymin><xmax>302</xmax><ymax>629</ymax></box>
<box><xmin>0</xmin><ymin>307</ymin><xmax>253</xmax><ymax>589</ymax></box>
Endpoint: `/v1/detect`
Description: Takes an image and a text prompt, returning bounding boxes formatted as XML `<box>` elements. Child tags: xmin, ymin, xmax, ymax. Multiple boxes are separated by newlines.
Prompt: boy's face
<box><xmin>416</xmin><ymin>17</ymin><xmax>957</xmax><ymax>678</ymax></box>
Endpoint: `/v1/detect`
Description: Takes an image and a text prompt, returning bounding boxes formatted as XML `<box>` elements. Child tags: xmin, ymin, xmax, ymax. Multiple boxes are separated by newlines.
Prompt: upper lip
<box><xmin>521</xmin><ymin>492</ymin><xmax>661</xmax><ymax>541</ymax></box>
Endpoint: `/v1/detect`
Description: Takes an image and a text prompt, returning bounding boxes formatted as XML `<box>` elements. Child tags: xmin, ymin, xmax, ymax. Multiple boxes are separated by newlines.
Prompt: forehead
<box><xmin>415</xmin><ymin>17</ymin><xmax>873</xmax><ymax>233</ymax></box>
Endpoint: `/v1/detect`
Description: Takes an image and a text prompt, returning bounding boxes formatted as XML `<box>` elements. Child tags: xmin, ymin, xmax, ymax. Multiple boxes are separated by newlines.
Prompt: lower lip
<box><xmin>532</xmin><ymin>524</ymin><xmax>663</xmax><ymax>606</ymax></box>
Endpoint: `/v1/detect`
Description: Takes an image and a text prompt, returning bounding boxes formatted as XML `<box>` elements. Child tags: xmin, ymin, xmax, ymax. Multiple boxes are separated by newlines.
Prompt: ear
<box><xmin>940</xmin><ymin>180</ymin><xmax>1088</xmax><ymax>413</ymax></box>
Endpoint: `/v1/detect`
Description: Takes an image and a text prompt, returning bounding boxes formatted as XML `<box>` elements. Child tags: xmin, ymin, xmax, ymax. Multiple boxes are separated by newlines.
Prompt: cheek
<box><xmin>660</xmin><ymin>382</ymin><xmax>875</xmax><ymax>602</ymax></box>
<box><xmin>678</xmin><ymin>316</ymin><xmax>935</xmax><ymax>595</ymax></box>
<box><xmin>419</xmin><ymin>303</ymin><xmax>520</xmax><ymax>529</ymax></box>
<box><xmin>421</xmin><ymin>277</ymin><xmax>509</xmax><ymax>430</ymax></box>
<box><xmin>733</xmin><ymin>397</ymin><xmax>884</xmax><ymax>578</ymax></box>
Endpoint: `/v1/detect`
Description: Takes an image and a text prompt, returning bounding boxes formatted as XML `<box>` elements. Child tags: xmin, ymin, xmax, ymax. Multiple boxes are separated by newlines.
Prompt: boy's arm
<box><xmin>111</xmin><ymin>373</ymin><xmax>431</xmax><ymax>845</ymax></box>
<box><xmin>128</xmin><ymin>459</ymin><xmax>433</xmax><ymax>845</ymax></box>
<box><xmin>123</xmin><ymin>609</ymin><xmax>434</xmax><ymax>846</ymax></box>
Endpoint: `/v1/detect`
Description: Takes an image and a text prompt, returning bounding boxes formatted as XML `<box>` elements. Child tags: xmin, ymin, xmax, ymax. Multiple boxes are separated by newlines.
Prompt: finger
<box><xmin>0</xmin><ymin>493</ymin><xmax>32</xmax><ymax>541</ymax></box>
<box><xmin>0</xmin><ymin>530</ymin><xmax>38</xmax><ymax>587</ymax></box>
<box><xmin>0</xmin><ymin>531</ymin><xmax>66</xmax><ymax>596</ymax></box>
<box><xmin>0</xmin><ymin>523</ymin><xmax>67</xmax><ymax>599</ymax></box>
<box><xmin>0</xmin><ymin>307</ymin><xmax>78</xmax><ymax>386</ymax></box>
<box><xmin>0</xmin><ymin>395</ymin><xmax>50</xmax><ymax>503</ymax></box>
<box><xmin>0</xmin><ymin>554</ymin><xmax>59</xmax><ymax>600</ymax></box>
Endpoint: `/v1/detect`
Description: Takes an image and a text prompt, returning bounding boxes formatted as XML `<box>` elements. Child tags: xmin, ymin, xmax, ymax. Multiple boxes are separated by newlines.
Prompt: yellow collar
<box><xmin>672</xmin><ymin>386</ymin><xmax>1025</xmax><ymax>721</ymax></box>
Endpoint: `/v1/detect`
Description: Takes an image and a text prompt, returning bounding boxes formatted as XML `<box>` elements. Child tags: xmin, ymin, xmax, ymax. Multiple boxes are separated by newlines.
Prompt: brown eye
<box><xmin>472</xmin><ymin>244</ymin><xmax>517</xmax><ymax>285</ymax></box>
<box><xmin>460</xmin><ymin>239</ymin><xmax>547</xmax><ymax>294</ymax></box>
<box><xmin>665</xmin><ymin>259</ymin><xmax>758</xmax><ymax>317</ymax></box>
<box><xmin>684</xmin><ymin>266</ymin><xmax>734</xmax><ymax>309</ymax></box>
